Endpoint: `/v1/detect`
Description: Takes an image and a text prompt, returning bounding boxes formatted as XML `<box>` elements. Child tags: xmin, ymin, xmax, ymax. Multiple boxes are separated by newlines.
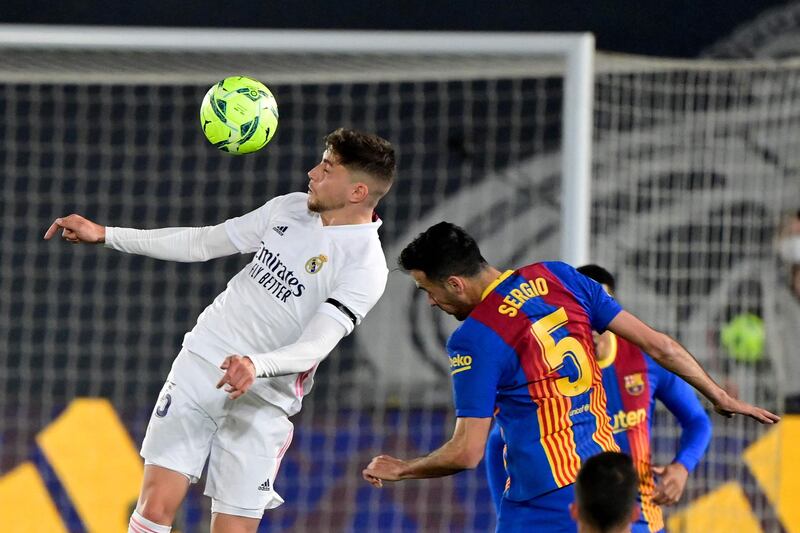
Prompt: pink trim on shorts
<box><xmin>294</xmin><ymin>372</ymin><xmax>306</xmax><ymax>398</ymax></box>
<box><xmin>273</xmin><ymin>427</ymin><xmax>294</xmax><ymax>479</ymax></box>
<box><xmin>293</xmin><ymin>363</ymin><xmax>319</xmax><ymax>398</ymax></box>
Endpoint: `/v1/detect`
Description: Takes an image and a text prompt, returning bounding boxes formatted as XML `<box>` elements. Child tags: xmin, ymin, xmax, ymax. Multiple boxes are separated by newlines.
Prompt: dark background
<box><xmin>2</xmin><ymin>0</ymin><xmax>789</xmax><ymax>57</ymax></box>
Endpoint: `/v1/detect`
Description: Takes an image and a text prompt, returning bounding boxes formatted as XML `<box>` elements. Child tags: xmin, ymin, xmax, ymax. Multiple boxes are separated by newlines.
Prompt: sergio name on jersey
<box><xmin>182</xmin><ymin>193</ymin><xmax>388</xmax><ymax>415</ymax></box>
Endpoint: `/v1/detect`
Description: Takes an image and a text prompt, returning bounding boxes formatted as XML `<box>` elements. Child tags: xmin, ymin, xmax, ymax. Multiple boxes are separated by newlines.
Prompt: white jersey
<box><xmin>182</xmin><ymin>192</ymin><xmax>388</xmax><ymax>415</ymax></box>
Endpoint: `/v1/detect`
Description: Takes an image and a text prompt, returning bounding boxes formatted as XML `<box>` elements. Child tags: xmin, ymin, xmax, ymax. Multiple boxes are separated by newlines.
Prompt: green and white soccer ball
<box><xmin>200</xmin><ymin>76</ymin><xmax>279</xmax><ymax>154</ymax></box>
<box><xmin>720</xmin><ymin>313</ymin><xmax>765</xmax><ymax>363</ymax></box>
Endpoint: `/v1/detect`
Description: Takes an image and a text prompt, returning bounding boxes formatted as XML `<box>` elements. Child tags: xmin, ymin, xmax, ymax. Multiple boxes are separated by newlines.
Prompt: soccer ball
<box><xmin>199</xmin><ymin>76</ymin><xmax>279</xmax><ymax>154</ymax></box>
<box><xmin>720</xmin><ymin>313</ymin><xmax>765</xmax><ymax>363</ymax></box>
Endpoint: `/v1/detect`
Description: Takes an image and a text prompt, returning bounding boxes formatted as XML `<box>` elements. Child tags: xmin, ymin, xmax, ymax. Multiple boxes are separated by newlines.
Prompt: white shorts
<box><xmin>141</xmin><ymin>349</ymin><xmax>294</xmax><ymax>518</ymax></box>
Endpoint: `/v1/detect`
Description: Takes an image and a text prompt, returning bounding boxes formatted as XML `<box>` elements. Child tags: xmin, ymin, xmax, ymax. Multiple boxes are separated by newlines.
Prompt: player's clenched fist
<box><xmin>216</xmin><ymin>355</ymin><xmax>256</xmax><ymax>399</ymax></box>
<box><xmin>652</xmin><ymin>463</ymin><xmax>689</xmax><ymax>506</ymax></box>
<box><xmin>43</xmin><ymin>214</ymin><xmax>106</xmax><ymax>244</ymax></box>
<box><xmin>362</xmin><ymin>455</ymin><xmax>409</xmax><ymax>488</ymax></box>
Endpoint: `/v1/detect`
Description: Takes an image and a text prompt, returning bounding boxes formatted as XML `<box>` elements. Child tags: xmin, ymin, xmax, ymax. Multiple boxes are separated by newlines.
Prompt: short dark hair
<box><xmin>398</xmin><ymin>222</ymin><xmax>488</xmax><ymax>282</ymax></box>
<box><xmin>324</xmin><ymin>128</ymin><xmax>396</xmax><ymax>189</ymax></box>
<box><xmin>575</xmin><ymin>452</ymin><xmax>638</xmax><ymax>532</ymax></box>
<box><xmin>577</xmin><ymin>264</ymin><xmax>616</xmax><ymax>293</ymax></box>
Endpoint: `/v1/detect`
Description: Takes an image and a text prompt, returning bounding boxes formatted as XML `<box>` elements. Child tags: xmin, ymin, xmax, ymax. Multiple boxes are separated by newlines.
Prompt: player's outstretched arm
<box><xmin>44</xmin><ymin>214</ymin><xmax>105</xmax><ymax>244</ymax></box>
<box><xmin>45</xmin><ymin>214</ymin><xmax>239</xmax><ymax>262</ymax></box>
<box><xmin>362</xmin><ymin>417</ymin><xmax>492</xmax><ymax>487</ymax></box>
<box><xmin>607</xmin><ymin>311</ymin><xmax>780</xmax><ymax>424</ymax></box>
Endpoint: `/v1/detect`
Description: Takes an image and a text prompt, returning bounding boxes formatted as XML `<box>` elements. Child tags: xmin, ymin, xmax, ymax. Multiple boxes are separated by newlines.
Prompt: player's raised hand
<box><xmin>362</xmin><ymin>455</ymin><xmax>408</xmax><ymax>488</ymax></box>
<box><xmin>216</xmin><ymin>355</ymin><xmax>256</xmax><ymax>400</ymax></box>
<box><xmin>43</xmin><ymin>214</ymin><xmax>105</xmax><ymax>244</ymax></box>
<box><xmin>713</xmin><ymin>393</ymin><xmax>781</xmax><ymax>424</ymax></box>
<box><xmin>652</xmin><ymin>463</ymin><xmax>689</xmax><ymax>505</ymax></box>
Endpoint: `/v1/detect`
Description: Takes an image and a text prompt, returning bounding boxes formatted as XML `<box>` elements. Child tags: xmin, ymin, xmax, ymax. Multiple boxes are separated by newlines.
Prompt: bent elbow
<box><xmin>697</xmin><ymin>415</ymin><xmax>713</xmax><ymax>441</ymax></box>
<box><xmin>195</xmin><ymin>246</ymin><xmax>217</xmax><ymax>262</ymax></box>
<box><xmin>458</xmin><ymin>448</ymin><xmax>485</xmax><ymax>470</ymax></box>
<box><xmin>462</xmin><ymin>458</ymin><xmax>481</xmax><ymax>470</ymax></box>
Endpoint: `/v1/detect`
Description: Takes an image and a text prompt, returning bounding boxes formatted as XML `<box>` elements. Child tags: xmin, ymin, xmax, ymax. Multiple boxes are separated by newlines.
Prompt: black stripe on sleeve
<box><xmin>325</xmin><ymin>298</ymin><xmax>358</xmax><ymax>326</ymax></box>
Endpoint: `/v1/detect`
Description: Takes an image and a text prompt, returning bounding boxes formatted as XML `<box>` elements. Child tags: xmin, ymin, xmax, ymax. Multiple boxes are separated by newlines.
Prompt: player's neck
<box><xmin>472</xmin><ymin>266</ymin><xmax>503</xmax><ymax>302</ymax></box>
<box><xmin>319</xmin><ymin>205</ymin><xmax>375</xmax><ymax>227</ymax></box>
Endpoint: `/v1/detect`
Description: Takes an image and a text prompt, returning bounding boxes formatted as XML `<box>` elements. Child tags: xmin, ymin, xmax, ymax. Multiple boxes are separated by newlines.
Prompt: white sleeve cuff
<box><xmin>103</xmin><ymin>226</ymin><xmax>117</xmax><ymax>249</ymax></box>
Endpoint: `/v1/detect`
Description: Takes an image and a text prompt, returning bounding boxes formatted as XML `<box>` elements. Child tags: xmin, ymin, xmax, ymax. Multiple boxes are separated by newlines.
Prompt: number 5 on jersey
<box><xmin>531</xmin><ymin>307</ymin><xmax>593</xmax><ymax>397</ymax></box>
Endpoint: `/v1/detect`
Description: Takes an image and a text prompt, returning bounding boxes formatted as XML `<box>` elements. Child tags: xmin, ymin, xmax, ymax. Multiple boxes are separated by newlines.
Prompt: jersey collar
<box><xmin>481</xmin><ymin>270</ymin><xmax>514</xmax><ymax>301</ymax></box>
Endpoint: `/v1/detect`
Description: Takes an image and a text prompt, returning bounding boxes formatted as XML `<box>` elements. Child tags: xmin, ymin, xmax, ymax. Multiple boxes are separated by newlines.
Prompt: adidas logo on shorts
<box><xmin>272</xmin><ymin>225</ymin><xmax>288</xmax><ymax>236</ymax></box>
<box><xmin>258</xmin><ymin>480</ymin><xmax>271</xmax><ymax>491</ymax></box>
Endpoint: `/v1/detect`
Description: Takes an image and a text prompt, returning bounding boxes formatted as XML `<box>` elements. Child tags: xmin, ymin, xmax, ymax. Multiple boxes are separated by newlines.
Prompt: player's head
<box><xmin>307</xmin><ymin>128</ymin><xmax>396</xmax><ymax>213</ymax></box>
<box><xmin>398</xmin><ymin>222</ymin><xmax>489</xmax><ymax>321</ymax></box>
<box><xmin>570</xmin><ymin>452</ymin><xmax>639</xmax><ymax>533</ymax></box>
<box><xmin>577</xmin><ymin>264</ymin><xmax>616</xmax><ymax>296</ymax></box>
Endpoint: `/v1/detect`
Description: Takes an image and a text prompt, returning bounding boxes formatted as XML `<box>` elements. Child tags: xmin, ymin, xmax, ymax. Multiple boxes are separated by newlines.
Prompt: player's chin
<box><xmin>307</xmin><ymin>196</ymin><xmax>333</xmax><ymax>214</ymax></box>
<box><xmin>435</xmin><ymin>305</ymin><xmax>467</xmax><ymax>321</ymax></box>
<box><xmin>450</xmin><ymin>309</ymin><xmax>470</xmax><ymax>321</ymax></box>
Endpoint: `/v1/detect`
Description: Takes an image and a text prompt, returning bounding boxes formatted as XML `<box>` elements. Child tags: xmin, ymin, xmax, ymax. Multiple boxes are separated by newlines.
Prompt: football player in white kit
<box><xmin>43</xmin><ymin>128</ymin><xmax>396</xmax><ymax>533</ymax></box>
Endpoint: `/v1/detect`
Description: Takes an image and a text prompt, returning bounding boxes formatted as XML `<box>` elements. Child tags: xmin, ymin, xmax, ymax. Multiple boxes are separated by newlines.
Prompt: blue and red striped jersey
<box><xmin>447</xmin><ymin>261</ymin><xmax>622</xmax><ymax>501</ymax></box>
<box><xmin>600</xmin><ymin>334</ymin><xmax>712</xmax><ymax>532</ymax></box>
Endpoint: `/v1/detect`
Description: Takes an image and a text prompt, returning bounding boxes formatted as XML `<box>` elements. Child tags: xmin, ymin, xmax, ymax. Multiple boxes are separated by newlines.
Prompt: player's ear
<box><xmin>350</xmin><ymin>181</ymin><xmax>370</xmax><ymax>203</ymax></box>
<box><xmin>569</xmin><ymin>502</ymin><xmax>579</xmax><ymax>522</ymax></box>
<box><xmin>446</xmin><ymin>275</ymin><xmax>466</xmax><ymax>294</ymax></box>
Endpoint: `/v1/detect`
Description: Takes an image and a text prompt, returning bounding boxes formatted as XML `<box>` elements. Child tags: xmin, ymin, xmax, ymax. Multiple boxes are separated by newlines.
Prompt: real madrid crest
<box><xmin>305</xmin><ymin>254</ymin><xmax>328</xmax><ymax>274</ymax></box>
<box><xmin>624</xmin><ymin>373</ymin><xmax>645</xmax><ymax>396</ymax></box>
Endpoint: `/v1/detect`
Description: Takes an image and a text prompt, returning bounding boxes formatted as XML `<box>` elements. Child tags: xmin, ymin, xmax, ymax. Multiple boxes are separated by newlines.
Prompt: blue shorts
<box><xmin>496</xmin><ymin>485</ymin><xmax>576</xmax><ymax>533</ymax></box>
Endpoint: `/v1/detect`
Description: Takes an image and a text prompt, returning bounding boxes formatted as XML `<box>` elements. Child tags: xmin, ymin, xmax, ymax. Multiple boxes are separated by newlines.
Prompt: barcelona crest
<box><xmin>624</xmin><ymin>373</ymin><xmax>645</xmax><ymax>396</ymax></box>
